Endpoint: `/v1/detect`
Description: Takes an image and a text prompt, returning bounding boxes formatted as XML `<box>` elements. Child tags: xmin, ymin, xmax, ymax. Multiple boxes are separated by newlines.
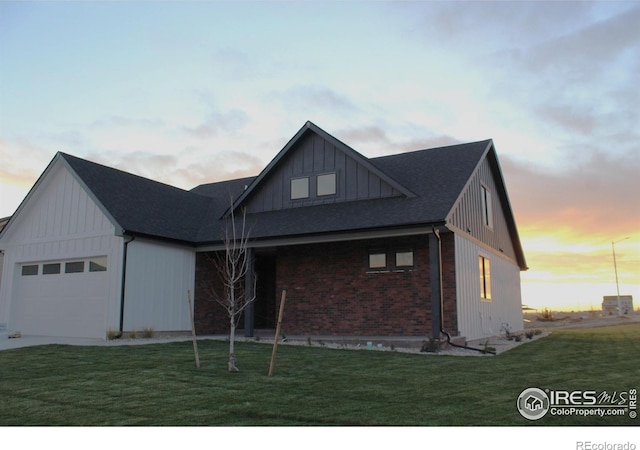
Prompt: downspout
<box><xmin>115</xmin><ymin>232</ymin><xmax>135</xmax><ymax>339</ymax></box>
<box><xmin>433</xmin><ymin>227</ymin><xmax>495</xmax><ymax>355</ymax></box>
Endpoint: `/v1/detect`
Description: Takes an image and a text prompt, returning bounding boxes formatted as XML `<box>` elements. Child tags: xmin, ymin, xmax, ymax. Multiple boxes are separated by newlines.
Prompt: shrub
<box><xmin>106</xmin><ymin>328</ymin><xmax>119</xmax><ymax>340</ymax></box>
<box><xmin>525</xmin><ymin>330</ymin><xmax>535</xmax><ymax>339</ymax></box>
<box><xmin>421</xmin><ymin>338</ymin><xmax>441</xmax><ymax>353</ymax></box>
<box><xmin>540</xmin><ymin>308</ymin><xmax>553</xmax><ymax>321</ymax></box>
<box><xmin>141</xmin><ymin>327</ymin><xmax>155</xmax><ymax>339</ymax></box>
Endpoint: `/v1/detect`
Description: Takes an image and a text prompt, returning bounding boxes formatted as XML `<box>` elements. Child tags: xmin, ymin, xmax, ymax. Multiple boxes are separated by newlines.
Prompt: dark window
<box><xmin>481</xmin><ymin>184</ymin><xmax>493</xmax><ymax>229</ymax></box>
<box><xmin>43</xmin><ymin>263</ymin><xmax>61</xmax><ymax>275</ymax></box>
<box><xmin>65</xmin><ymin>261</ymin><xmax>85</xmax><ymax>273</ymax></box>
<box><xmin>21</xmin><ymin>265</ymin><xmax>39</xmax><ymax>276</ymax></box>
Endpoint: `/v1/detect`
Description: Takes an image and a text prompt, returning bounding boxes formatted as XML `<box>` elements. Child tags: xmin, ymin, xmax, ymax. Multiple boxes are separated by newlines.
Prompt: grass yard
<box><xmin>0</xmin><ymin>324</ymin><xmax>638</xmax><ymax>426</ymax></box>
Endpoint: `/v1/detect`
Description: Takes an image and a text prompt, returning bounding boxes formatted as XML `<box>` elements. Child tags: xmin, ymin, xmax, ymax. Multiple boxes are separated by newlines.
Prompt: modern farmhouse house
<box><xmin>0</xmin><ymin>122</ymin><xmax>527</xmax><ymax>341</ymax></box>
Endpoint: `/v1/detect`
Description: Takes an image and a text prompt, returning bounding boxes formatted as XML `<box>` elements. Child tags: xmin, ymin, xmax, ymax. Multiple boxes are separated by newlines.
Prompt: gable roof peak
<box><xmin>226</xmin><ymin>121</ymin><xmax>415</xmax><ymax>215</ymax></box>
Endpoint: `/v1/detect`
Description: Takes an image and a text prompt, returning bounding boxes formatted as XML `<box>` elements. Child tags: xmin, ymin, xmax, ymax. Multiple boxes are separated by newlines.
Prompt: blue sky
<box><xmin>1</xmin><ymin>1</ymin><xmax>639</xmax><ymax>310</ymax></box>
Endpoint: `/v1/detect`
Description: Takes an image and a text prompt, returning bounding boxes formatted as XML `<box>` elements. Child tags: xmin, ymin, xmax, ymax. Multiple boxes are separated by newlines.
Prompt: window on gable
<box><xmin>481</xmin><ymin>184</ymin><xmax>493</xmax><ymax>229</ymax></box>
<box><xmin>479</xmin><ymin>255</ymin><xmax>491</xmax><ymax>300</ymax></box>
<box><xmin>368</xmin><ymin>250</ymin><xmax>387</xmax><ymax>270</ymax></box>
<box><xmin>21</xmin><ymin>265</ymin><xmax>39</xmax><ymax>276</ymax></box>
<box><xmin>395</xmin><ymin>249</ymin><xmax>414</xmax><ymax>268</ymax></box>
<box><xmin>291</xmin><ymin>177</ymin><xmax>309</xmax><ymax>200</ymax></box>
<box><xmin>317</xmin><ymin>173</ymin><xmax>337</xmax><ymax>196</ymax></box>
<box><xmin>43</xmin><ymin>263</ymin><xmax>61</xmax><ymax>275</ymax></box>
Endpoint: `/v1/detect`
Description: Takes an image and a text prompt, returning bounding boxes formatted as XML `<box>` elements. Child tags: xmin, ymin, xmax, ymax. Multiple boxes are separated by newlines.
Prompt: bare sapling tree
<box><xmin>203</xmin><ymin>199</ymin><xmax>256</xmax><ymax>372</ymax></box>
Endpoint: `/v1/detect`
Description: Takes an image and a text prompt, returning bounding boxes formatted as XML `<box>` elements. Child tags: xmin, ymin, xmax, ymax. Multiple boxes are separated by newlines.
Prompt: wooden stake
<box><xmin>187</xmin><ymin>289</ymin><xmax>201</xmax><ymax>369</ymax></box>
<box><xmin>268</xmin><ymin>290</ymin><xmax>287</xmax><ymax>377</ymax></box>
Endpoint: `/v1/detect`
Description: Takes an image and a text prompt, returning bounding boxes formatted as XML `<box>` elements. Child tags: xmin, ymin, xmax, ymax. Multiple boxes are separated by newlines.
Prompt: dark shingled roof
<box><xmin>48</xmin><ymin>123</ymin><xmax>525</xmax><ymax>271</ymax></box>
<box><xmin>60</xmin><ymin>153</ymin><xmax>214</xmax><ymax>244</ymax></box>
<box><xmin>192</xmin><ymin>140</ymin><xmax>489</xmax><ymax>243</ymax></box>
<box><xmin>57</xmin><ymin>139</ymin><xmax>494</xmax><ymax>246</ymax></box>
<box><xmin>0</xmin><ymin>122</ymin><xmax>526</xmax><ymax>269</ymax></box>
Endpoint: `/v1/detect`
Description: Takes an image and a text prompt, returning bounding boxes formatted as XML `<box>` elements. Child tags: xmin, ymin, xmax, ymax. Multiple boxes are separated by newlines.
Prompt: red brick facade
<box><xmin>194</xmin><ymin>233</ymin><xmax>458</xmax><ymax>337</ymax></box>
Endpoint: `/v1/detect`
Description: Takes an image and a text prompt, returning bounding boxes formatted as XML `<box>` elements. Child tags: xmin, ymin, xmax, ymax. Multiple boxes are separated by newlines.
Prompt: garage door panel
<box><xmin>14</xmin><ymin>269</ymin><xmax>108</xmax><ymax>339</ymax></box>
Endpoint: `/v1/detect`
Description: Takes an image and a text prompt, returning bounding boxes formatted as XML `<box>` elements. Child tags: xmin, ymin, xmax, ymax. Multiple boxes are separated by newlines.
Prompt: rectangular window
<box><xmin>65</xmin><ymin>261</ymin><xmax>85</xmax><ymax>273</ymax></box>
<box><xmin>89</xmin><ymin>257</ymin><xmax>108</xmax><ymax>272</ymax></box>
<box><xmin>395</xmin><ymin>249</ymin><xmax>414</xmax><ymax>268</ymax></box>
<box><xmin>291</xmin><ymin>177</ymin><xmax>309</xmax><ymax>200</ymax></box>
<box><xmin>43</xmin><ymin>263</ymin><xmax>61</xmax><ymax>275</ymax></box>
<box><xmin>481</xmin><ymin>184</ymin><xmax>493</xmax><ymax>228</ymax></box>
<box><xmin>479</xmin><ymin>255</ymin><xmax>491</xmax><ymax>300</ymax></box>
<box><xmin>317</xmin><ymin>173</ymin><xmax>337</xmax><ymax>196</ymax></box>
<box><xmin>368</xmin><ymin>250</ymin><xmax>387</xmax><ymax>270</ymax></box>
<box><xmin>21</xmin><ymin>265</ymin><xmax>39</xmax><ymax>276</ymax></box>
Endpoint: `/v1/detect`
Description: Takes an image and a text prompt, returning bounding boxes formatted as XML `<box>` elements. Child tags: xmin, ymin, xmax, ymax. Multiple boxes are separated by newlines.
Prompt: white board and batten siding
<box><xmin>0</xmin><ymin>161</ymin><xmax>122</xmax><ymax>338</ymax></box>
<box><xmin>0</xmin><ymin>160</ymin><xmax>196</xmax><ymax>338</ymax></box>
<box><xmin>455</xmin><ymin>233</ymin><xmax>523</xmax><ymax>341</ymax></box>
<box><xmin>123</xmin><ymin>238</ymin><xmax>195</xmax><ymax>333</ymax></box>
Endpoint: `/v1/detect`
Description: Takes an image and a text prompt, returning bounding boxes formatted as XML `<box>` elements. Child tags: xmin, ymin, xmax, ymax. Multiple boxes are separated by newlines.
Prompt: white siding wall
<box><xmin>0</xmin><ymin>162</ymin><xmax>123</xmax><ymax>336</ymax></box>
<box><xmin>123</xmin><ymin>238</ymin><xmax>195</xmax><ymax>332</ymax></box>
<box><xmin>455</xmin><ymin>233</ymin><xmax>523</xmax><ymax>341</ymax></box>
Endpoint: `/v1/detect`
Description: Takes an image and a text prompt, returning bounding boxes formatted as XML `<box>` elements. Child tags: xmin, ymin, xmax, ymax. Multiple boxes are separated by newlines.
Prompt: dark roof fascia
<box><xmin>225</xmin><ymin>121</ymin><xmax>416</xmax><ymax>217</ymax></box>
<box><xmin>58</xmin><ymin>153</ymin><xmax>124</xmax><ymax>234</ymax></box>
<box><xmin>61</xmin><ymin>152</ymin><xmax>213</xmax><ymax>244</ymax></box>
<box><xmin>485</xmin><ymin>146</ymin><xmax>528</xmax><ymax>270</ymax></box>
<box><xmin>444</xmin><ymin>139</ymin><xmax>494</xmax><ymax>219</ymax></box>
<box><xmin>0</xmin><ymin>153</ymin><xmax>115</xmax><ymax>242</ymax></box>
<box><xmin>195</xmin><ymin>221</ymin><xmax>447</xmax><ymax>252</ymax></box>
<box><xmin>120</xmin><ymin>229</ymin><xmax>198</xmax><ymax>248</ymax></box>
<box><xmin>444</xmin><ymin>140</ymin><xmax>527</xmax><ymax>270</ymax></box>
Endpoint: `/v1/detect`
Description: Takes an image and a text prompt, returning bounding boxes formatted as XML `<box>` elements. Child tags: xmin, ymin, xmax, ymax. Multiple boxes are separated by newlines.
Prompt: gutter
<box><xmin>432</xmin><ymin>227</ymin><xmax>495</xmax><ymax>355</ymax></box>
<box><xmin>115</xmin><ymin>232</ymin><xmax>135</xmax><ymax>338</ymax></box>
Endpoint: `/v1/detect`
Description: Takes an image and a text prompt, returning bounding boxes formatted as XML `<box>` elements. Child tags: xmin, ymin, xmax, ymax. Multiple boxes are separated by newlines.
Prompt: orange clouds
<box><xmin>501</xmin><ymin>153</ymin><xmax>640</xmax><ymax>310</ymax></box>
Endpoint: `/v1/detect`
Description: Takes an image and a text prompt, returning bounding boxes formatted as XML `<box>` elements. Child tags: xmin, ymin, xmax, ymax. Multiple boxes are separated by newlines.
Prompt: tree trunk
<box><xmin>228</xmin><ymin>314</ymin><xmax>239</xmax><ymax>372</ymax></box>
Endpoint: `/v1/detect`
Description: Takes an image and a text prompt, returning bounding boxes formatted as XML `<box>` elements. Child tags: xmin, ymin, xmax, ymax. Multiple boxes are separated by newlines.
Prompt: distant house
<box><xmin>602</xmin><ymin>295</ymin><xmax>634</xmax><ymax>315</ymax></box>
<box><xmin>0</xmin><ymin>121</ymin><xmax>527</xmax><ymax>341</ymax></box>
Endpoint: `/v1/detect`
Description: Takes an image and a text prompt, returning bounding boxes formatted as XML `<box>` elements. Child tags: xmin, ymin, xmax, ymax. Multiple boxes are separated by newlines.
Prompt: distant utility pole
<box><xmin>612</xmin><ymin>237</ymin><xmax>629</xmax><ymax>316</ymax></box>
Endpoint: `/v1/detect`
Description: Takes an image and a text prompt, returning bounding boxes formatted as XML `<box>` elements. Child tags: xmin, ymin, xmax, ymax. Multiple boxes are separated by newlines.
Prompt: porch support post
<box><xmin>429</xmin><ymin>233</ymin><xmax>442</xmax><ymax>340</ymax></box>
<box><xmin>244</xmin><ymin>247</ymin><xmax>255</xmax><ymax>337</ymax></box>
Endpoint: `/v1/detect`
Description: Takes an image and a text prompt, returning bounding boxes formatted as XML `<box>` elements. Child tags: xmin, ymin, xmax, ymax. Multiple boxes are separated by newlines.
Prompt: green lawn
<box><xmin>0</xmin><ymin>324</ymin><xmax>638</xmax><ymax>426</ymax></box>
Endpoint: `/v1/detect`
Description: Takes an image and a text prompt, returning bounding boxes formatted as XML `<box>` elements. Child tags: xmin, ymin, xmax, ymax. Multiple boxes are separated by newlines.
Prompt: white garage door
<box><xmin>12</xmin><ymin>257</ymin><xmax>109</xmax><ymax>339</ymax></box>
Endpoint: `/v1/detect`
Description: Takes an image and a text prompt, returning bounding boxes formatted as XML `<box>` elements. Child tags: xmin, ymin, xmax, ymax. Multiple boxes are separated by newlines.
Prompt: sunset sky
<box><xmin>1</xmin><ymin>1</ymin><xmax>638</xmax><ymax>312</ymax></box>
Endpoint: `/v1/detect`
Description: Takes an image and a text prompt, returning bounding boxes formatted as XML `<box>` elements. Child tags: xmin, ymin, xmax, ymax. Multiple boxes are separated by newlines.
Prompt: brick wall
<box><xmin>194</xmin><ymin>251</ymin><xmax>230</xmax><ymax>334</ymax></box>
<box><xmin>194</xmin><ymin>232</ymin><xmax>459</xmax><ymax>337</ymax></box>
<box><xmin>277</xmin><ymin>235</ymin><xmax>435</xmax><ymax>336</ymax></box>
